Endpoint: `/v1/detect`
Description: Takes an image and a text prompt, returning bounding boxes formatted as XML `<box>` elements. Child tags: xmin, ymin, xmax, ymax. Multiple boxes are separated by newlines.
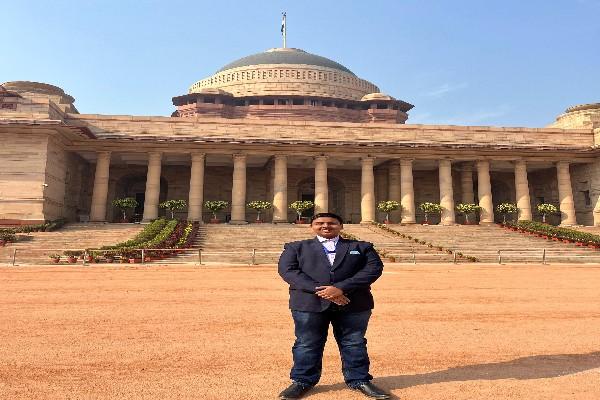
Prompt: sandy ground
<box><xmin>0</xmin><ymin>264</ymin><xmax>599</xmax><ymax>400</ymax></box>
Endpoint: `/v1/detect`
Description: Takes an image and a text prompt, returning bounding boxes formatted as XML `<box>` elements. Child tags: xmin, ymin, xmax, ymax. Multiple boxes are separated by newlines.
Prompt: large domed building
<box><xmin>1</xmin><ymin>46</ymin><xmax>599</xmax><ymax>226</ymax></box>
<box><xmin>173</xmin><ymin>47</ymin><xmax>413</xmax><ymax>123</ymax></box>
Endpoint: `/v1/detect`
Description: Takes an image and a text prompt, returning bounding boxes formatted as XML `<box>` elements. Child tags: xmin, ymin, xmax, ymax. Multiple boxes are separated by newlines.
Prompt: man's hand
<box><xmin>329</xmin><ymin>294</ymin><xmax>350</xmax><ymax>306</ymax></box>
<box><xmin>315</xmin><ymin>285</ymin><xmax>344</xmax><ymax>300</ymax></box>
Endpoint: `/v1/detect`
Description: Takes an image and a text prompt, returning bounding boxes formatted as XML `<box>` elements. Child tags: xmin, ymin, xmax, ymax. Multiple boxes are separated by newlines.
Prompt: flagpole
<box><xmin>282</xmin><ymin>12</ymin><xmax>287</xmax><ymax>48</ymax></box>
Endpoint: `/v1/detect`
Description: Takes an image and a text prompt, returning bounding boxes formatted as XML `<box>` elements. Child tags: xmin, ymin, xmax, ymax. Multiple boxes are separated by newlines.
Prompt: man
<box><xmin>277</xmin><ymin>212</ymin><xmax>390</xmax><ymax>399</ymax></box>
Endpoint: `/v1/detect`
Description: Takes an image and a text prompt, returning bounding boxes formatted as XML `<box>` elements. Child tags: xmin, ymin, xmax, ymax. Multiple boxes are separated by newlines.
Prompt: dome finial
<box><xmin>281</xmin><ymin>12</ymin><xmax>287</xmax><ymax>48</ymax></box>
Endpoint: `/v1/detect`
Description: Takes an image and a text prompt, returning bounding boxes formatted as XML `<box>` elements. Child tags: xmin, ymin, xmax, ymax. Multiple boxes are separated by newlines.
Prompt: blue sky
<box><xmin>3</xmin><ymin>0</ymin><xmax>599</xmax><ymax>127</ymax></box>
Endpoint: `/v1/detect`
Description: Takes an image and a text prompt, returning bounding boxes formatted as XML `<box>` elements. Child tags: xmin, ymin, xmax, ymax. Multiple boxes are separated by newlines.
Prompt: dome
<box><xmin>188</xmin><ymin>47</ymin><xmax>379</xmax><ymax>101</ymax></box>
<box><xmin>361</xmin><ymin>92</ymin><xmax>396</xmax><ymax>102</ymax></box>
<box><xmin>216</xmin><ymin>48</ymin><xmax>355</xmax><ymax>75</ymax></box>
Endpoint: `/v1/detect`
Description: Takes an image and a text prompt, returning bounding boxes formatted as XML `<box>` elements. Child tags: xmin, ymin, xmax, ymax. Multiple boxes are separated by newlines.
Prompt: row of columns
<box><xmin>89</xmin><ymin>152</ymin><xmax>580</xmax><ymax>225</ymax></box>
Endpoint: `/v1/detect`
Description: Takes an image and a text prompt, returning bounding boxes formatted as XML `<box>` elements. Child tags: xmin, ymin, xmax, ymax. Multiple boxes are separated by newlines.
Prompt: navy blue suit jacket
<box><xmin>278</xmin><ymin>237</ymin><xmax>384</xmax><ymax>312</ymax></box>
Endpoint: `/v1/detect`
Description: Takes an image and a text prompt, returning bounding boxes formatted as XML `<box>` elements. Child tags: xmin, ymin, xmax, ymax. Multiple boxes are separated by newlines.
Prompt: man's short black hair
<box><xmin>310</xmin><ymin>212</ymin><xmax>344</xmax><ymax>225</ymax></box>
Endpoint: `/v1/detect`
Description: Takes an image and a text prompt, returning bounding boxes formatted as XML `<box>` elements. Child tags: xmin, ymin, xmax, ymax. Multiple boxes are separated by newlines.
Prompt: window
<box><xmin>292</xmin><ymin>98</ymin><xmax>304</xmax><ymax>105</ymax></box>
<box><xmin>310</xmin><ymin>99</ymin><xmax>319</xmax><ymax>106</ymax></box>
<box><xmin>278</xmin><ymin>99</ymin><xmax>288</xmax><ymax>105</ymax></box>
<box><xmin>376</xmin><ymin>103</ymin><xmax>388</xmax><ymax>109</ymax></box>
<box><xmin>322</xmin><ymin>101</ymin><xmax>332</xmax><ymax>107</ymax></box>
<box><xmin>263</xmin><ymin>98</ymin><xmax>275</xmax><ymax>105</ymax></box>
<box><xmin>234</xmin><ymin>99</ymin><xmax>246</xmax><ymax>106</ymax></box>
<box><xmin>248</xmin><ymin>99</ymin><xmax>259</xmax><ymax>105</ymax></box>
<box><xmin>203</xmin><ymin>97</ymin><xmax>215</xmax><ymax>104</ymax></box>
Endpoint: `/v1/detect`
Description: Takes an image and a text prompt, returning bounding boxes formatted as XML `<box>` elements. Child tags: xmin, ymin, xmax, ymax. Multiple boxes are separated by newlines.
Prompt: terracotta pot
<box><xmin>254</xmin><ymin>220</ymin><xmax>263</xmax><ymax>224</ymax></box>
<box><xmin>562</xmin><ymin>240</ymin><xmax>570</xmax><ymax>243</ymax></box>
<box><xmin>129</xmin><ymin>258</ymin><xmax>141</xmax><ymax>264</ymax></box>
<box><xmin>84</xmin><ymin>256</ymin><xmax>93</xmax><ymax>262</ymax></box>
<box><xmin>383</xmin><ymin>220</ymin><xmax>391</xmax><ymax>225</ymax></box>
<box><xmin>576</xmin><ymin>242</ymin><xmax>584</xmax><ymax>246</ymax></box>
<box><xmin>210</xmin><ymin>218</ymin><xmax>220</xmax><ymax>224</ymax></box>
<box><xmin>51</xmin><ymin>258</ymin><xmax>60</xmax><ymax>263</ymax></box>
<box><xmin>67</xmin><ymin>257</ymin><xmax>77</xmax><ymax>264</ymax></box>
<box><xmin>0</xmin><ymin>240</ymin><xmax>6</xmax><ymax>247</ymax></box>
<box><xmin>295</xmin><ymin>220</ymin><xmax>307</xmax><ymax>224</ymax></box>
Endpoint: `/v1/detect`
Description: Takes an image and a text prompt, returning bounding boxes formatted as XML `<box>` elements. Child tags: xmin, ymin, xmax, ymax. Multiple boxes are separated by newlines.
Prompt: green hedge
<box><xmin>99</xmin><ymin>219</ymin><xmax>167</xmax><ymax>250</ymax></box>
<box><xmin>0</xmin><ymin>219</ymin><xmax>66</xmax><ymax>236</ymax></box>
<box><xmin>506</xmin><ymin>220</ymin><xmax>600</xmax><ymax>245</ymax></box>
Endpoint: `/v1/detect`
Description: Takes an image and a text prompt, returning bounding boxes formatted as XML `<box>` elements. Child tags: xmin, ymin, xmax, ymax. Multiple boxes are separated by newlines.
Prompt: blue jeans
<box><xmin>290</xmin><ymin>309</ymin><xmax>373</xmax><ymax>387</ymax></box>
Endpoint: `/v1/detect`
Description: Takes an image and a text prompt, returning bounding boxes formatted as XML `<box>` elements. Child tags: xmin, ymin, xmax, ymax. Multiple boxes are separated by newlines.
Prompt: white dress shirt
<box><xmin>317</xmin><ymin>235</ymin><xmax>340</xmax><ymax>266</ymax></box>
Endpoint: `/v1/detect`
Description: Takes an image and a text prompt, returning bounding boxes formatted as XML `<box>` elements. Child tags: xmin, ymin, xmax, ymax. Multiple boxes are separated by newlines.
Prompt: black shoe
<box><xmin>278</xmin><ymin>382</ymin><xmax>313</xmax><ymax>399</ymax></box>
<box><xmin>350</xmin><ymin>382</ymin><xmax>391</xmax><ymax>399</ymax></box>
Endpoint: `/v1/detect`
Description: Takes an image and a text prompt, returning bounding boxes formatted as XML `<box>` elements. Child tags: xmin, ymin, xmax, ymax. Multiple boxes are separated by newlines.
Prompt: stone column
<box><xmin>514</xmin><ymin>160</ymin><xmax>532</xmax><ymax>221</ymax></box>
<box><xmin>400</xmin><ymin>159</ymin><xmax>416</xmax><ymax>224</ymax></box>
<box><xmin>142</xmin><ymin>152</ymin><xmax>162</xmax><ymax>222</ymax></box>
<box><xmin>461</xmin><ymin>164</ymin><xmax>474</xmax><ymax>204</ymax></box>
<box><xmin>557</xmin><ymin>161</ymin><xmax>577</xmax><ymax>225</ymax></box>
<box><xmin>314</xmin><ymin>156</ymin><xmax>328</xmax><ymax>213</ymax></box>
<box><xmin>477</xmin><ymin>160</ymin><xmax>494</xmax><ymax>224</ymax></box>
<box><xmin>230</xmin><ymin>154</ymin><xmax>247</xmax><ymax>224</ymax></box>
<box><xmin>360</xmin><ymin>157</ymin><xmax>376</xmax><ymax>224</ymax></box>
<box><xmin>272</xmin><ymin>155</ymin><xmax>288</xmax><ymax>223</ymax></box>
<box><xmin>89</xmin><ymin>151</ymin><xmax>111</xmax><ymax>222</ymax></box>
<box><xmin>388</xmin><ymin>160</ymin><xmax>401</xmax><ymax>223</ymax></box>
<box><xmin>439</xmin><ymin>159</ymin><xmax>455</xmax><ymax>225</ymax></box>
<box><xmin>187</xmin><ymin>153</ymin><xmax>205</xmax><ymax>222</ymax></box>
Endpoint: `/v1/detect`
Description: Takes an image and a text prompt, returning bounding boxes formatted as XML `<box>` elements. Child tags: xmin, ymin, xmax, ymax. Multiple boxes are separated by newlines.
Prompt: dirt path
<box><xmin>1</xmin><ymin>264</ymin><xmax>599</xmax><ymax>399</ymax></box>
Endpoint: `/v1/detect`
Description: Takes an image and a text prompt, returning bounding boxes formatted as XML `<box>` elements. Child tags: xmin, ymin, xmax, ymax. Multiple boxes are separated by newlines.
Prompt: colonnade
<box><xmin>89</xmin><ymin>152</ymin><xmax>581</xmax><ymax>226</ymax></box>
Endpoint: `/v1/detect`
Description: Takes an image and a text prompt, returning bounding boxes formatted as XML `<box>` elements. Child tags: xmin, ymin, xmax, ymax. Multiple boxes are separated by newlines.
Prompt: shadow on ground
<box><xmin>311</xmin><ymin>351</ymin><xmax>600</xmax><ymax>398</ymax></box>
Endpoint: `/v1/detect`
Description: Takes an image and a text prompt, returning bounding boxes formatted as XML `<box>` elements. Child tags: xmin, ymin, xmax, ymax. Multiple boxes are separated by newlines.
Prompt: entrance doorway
<box><xmin>114</xmin><ymin>174</ymin><xmax>168</xmax><ymax>222</ymax></box>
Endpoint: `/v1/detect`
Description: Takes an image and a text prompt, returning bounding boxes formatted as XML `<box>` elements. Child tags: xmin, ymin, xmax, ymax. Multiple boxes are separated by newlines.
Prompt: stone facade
<box><xmin>1</xmin><ymin>47</ymin><xmax>599</xmax><ymax>226</ymax></box>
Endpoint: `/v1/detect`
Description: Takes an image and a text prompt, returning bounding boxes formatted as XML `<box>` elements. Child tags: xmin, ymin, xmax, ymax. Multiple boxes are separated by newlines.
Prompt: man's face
<box><xmin>310</xmin><ymin>217</ymin><xmax>343</xmax><ymax>239</ymax></box>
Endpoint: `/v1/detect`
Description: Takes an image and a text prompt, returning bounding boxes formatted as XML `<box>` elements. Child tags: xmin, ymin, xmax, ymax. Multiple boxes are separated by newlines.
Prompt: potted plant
<box><xmin>49</xmin><ymin>254</ymin><xmax>61</xmax><ymax>263</ymax></box>
<box><xmin>289</xmin><ymin>200</ymin><xmax>314</xmax><ymax>224</ymax></box>
<box><xmin>247</xmin><ymin>200</ymin><xmax>273</xmax><ymax>223</ymax></box>
<box><xmin>204</xmin><ymin>200</ymin><xmax>229</xmax><ymax>223</ymax></box>
<box><xmin>159</xmin><ymin>199</ymin><xmax>187</xmax><ymax>219</ymax></box>
<box><xmin>496</xmin><ymin>203</ymin><xmax>518</xmax><ymax>224</ymax></box>
<box><xmin>63</xmin><ymin>251</ymin><xmax>78</xmax><ymax>263</ymax></box>
<box><xmin>377</xmin><ymin>200</ymin><xmax>401</xmax><ymax>224</ymax></box>
<box><xmin>536</xmin><ymin>203</ymin><xmax>558</xmax><ymax>224</ymax></box>
<box><xmin>112</xmin><ymin>197</ymin><xmax>138</xmax><ymax>222</ymax></box>
<box><xmin>455</xmin><ymin>203</ymin><xmax>482</xmax><ymax>225</ymax></box>
<box><xmin>104</xmin><ymin>251</ymin><xmax>115</xmax><ymax>263</ymax></box>
<box><xmin>419</xmin><ymin>202</ymin><xmax>443</xmax><ymax>225</ymax></box>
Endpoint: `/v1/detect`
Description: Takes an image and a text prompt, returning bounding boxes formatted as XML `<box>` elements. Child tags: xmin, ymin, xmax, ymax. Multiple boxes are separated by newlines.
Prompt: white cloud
<box><xmin>423</xmin><ymin>82</ymin><xmax>468</xmax><ymax>98</ymax></box>
<box><xmin>407</xmin><ymin>105</ymin><xmax>512</xmax><ymax>126</ymax></box>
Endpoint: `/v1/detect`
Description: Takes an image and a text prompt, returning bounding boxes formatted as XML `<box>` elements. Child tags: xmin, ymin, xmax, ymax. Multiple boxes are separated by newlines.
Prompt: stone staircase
<box><xmin>174</xmin><ymin>223</ymin><xmax>314</xmax><ymax>264</ymax></box>
<box><xmin>178</xmin><ymin>223</ymin><xmax>456</xmax><ymax>264</ymax></box>
<box><xmin>375</xmin><ymin>224</ymin><xmax>600</xmax><ymax>263</ymax></box>
<box><xmin>0</xmin><ymin>223</ymin><xmax>143</xmax><ymax>265</ymax></box>
<box><xmin>4</xmin><ymin>222</ymin><xmax>598</xmax><ymax>265</ymax></box>
<box><xmin>342</xmin><ymin>224</ymin><xmax>456</xmax><ymax>263</ymax></box>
